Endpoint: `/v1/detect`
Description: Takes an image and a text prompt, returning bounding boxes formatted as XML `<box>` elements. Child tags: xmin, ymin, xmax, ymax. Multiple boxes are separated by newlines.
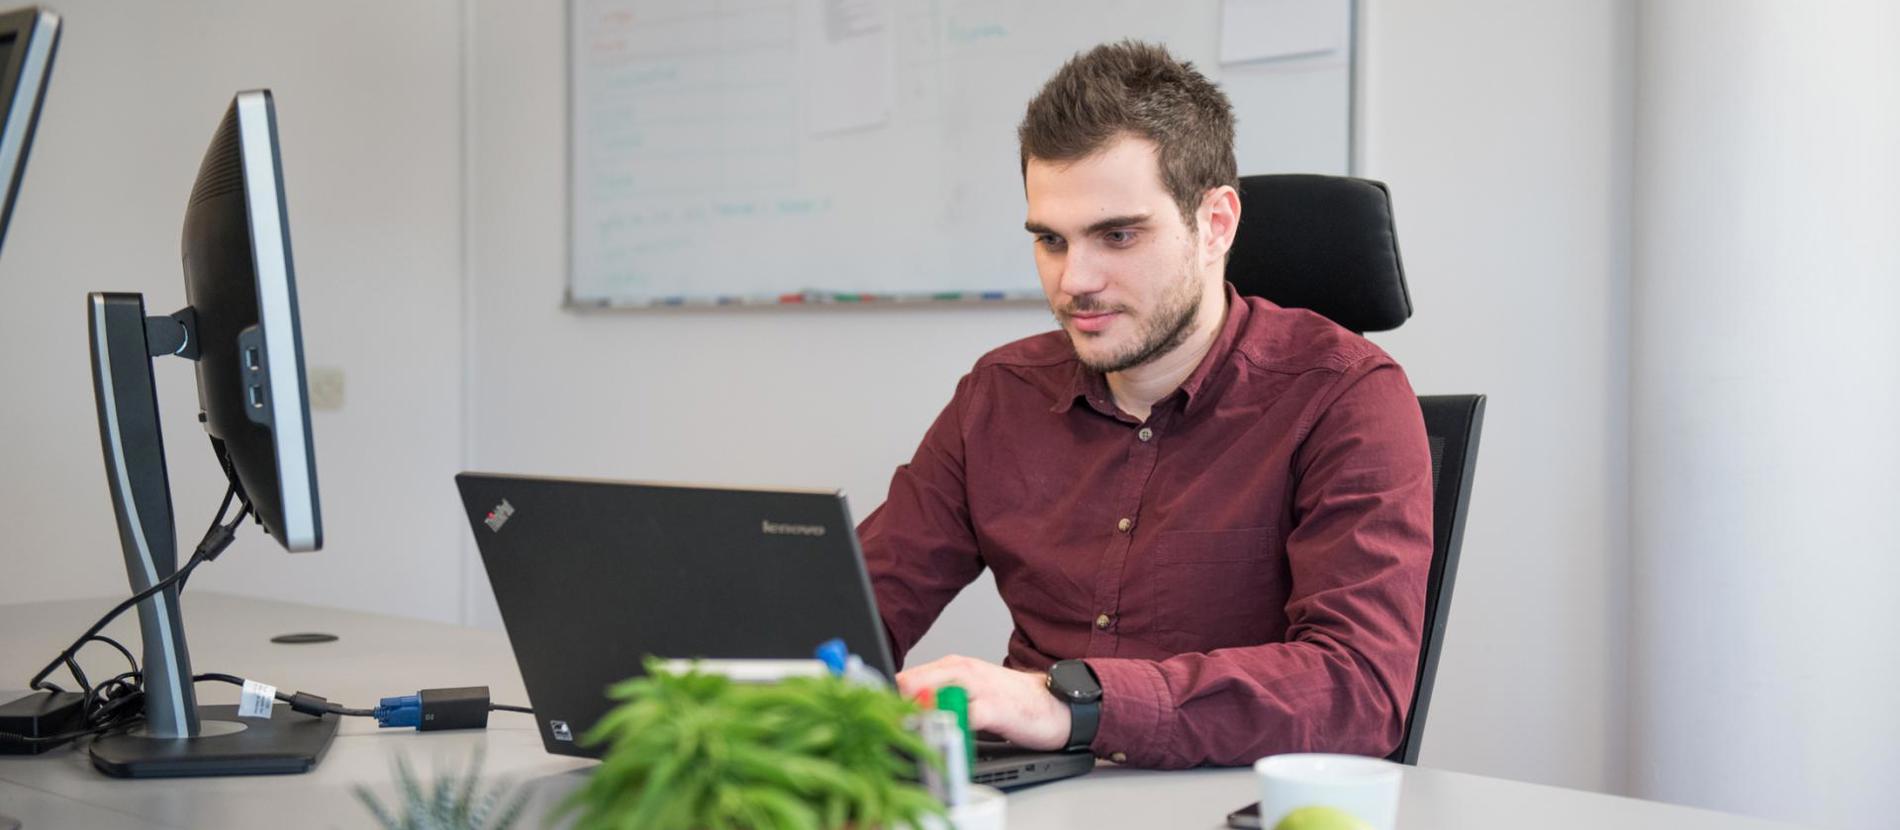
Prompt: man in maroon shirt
<box><xmin>863</xmin><ymin>41</ymin><xmax>1433</xmax><ymax>769</ymax></box>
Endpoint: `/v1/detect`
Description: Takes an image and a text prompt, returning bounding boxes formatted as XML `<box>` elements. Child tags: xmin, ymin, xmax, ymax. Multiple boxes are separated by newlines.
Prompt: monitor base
<box><xmin>89</xmin><ymin>704</ymin><xmax>338</xmax><ymax>778</ymax></box>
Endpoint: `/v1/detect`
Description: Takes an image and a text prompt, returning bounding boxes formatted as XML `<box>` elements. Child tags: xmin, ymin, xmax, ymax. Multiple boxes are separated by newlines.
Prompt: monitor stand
<box><xmin>83</xmin><ymin>292</ymin><xmax>337</xmax><ymax>777</ymax></box>
<box><xmin>89</xmin><ymin>704</ymin><xmax>337</xmax><ymax>778</ymax></box>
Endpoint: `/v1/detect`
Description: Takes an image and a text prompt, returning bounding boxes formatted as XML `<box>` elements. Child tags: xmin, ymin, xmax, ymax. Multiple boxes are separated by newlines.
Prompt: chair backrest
<box><xmin>1226</xmin><ymin>174</ymin><xmax>1412</xmax><ymax>335</ymax></box>
<box><xmin>1390</xmin><ymin>394</ymin><xmax>1484</xmax><ymax>764</ymax></box>
<box><xmin>1225</xmin><ymin>173</ymin><xmax>1484</xmax><ymax>765</ymax></box>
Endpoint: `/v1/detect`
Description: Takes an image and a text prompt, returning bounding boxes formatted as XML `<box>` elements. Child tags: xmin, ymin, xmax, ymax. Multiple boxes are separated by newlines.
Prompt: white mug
<box><xmin>1253</xmin><ymin>753</ymin><xmax>1402</xmax><ymax>830</ymax></box>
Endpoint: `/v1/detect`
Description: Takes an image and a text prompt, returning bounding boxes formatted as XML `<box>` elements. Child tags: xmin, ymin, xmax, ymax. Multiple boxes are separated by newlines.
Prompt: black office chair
<box><xmin>1225</xmin><ymin>174</ymin><xmax>1485</xmax><ymax>765</ymax></box>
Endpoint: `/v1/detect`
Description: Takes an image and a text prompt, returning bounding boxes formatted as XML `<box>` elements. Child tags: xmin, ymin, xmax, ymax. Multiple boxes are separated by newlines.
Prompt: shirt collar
<box><xmin>1051</xmin><ymin>359</ymin><xmax>1118</xmax><ymax>417</ymax></box>
<box><xmin>1176</xmin><ymin>282</ymin><xmax>1251</xmax><ymax>418</ymax></box>
<box><xmin>1051</xmin><ymin>282</ymin><xmax>1252</xmax><ymax>420</ymax></box>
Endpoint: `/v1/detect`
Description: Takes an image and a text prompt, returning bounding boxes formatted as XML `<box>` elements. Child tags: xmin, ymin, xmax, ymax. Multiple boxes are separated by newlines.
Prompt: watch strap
<box><xmin>1065</xmin><ymin>696</ymin><xmax>1100</xmax><ymax>752</ymax></box>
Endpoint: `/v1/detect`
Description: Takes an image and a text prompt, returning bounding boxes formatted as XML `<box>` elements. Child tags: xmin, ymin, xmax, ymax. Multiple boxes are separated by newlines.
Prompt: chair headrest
<box><xmin>1224</xmin><ymin>174</ymin><xmax>1412</xmax><ymax>333</ymax></box>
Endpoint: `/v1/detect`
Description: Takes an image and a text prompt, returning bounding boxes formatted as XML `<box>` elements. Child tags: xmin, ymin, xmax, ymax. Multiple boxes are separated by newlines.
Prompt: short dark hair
<box><xmin>1018</xmin><ymin>40</ymin><xmax>1238</xmax><ymax>227</ymax></box>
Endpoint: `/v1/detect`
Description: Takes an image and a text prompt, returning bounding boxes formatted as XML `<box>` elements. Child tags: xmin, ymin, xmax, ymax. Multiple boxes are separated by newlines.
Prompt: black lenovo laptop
<box><xmin>456</xmin><ymin>472</ymin><xmax>1095</xmax><ymax>790</ymax></box>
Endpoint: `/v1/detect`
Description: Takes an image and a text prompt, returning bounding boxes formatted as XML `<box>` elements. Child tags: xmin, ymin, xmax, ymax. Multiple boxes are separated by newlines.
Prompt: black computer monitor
<box><xmin>181</xmin><ymin>90</ymin><xmax>322</xmax><ymax>553</ymax></box>
<box><xmin>85</xmin><ymin>89</ymin><xmax>333</xmax><ymax>777</ymax></box>
<box><xmin>0</xmin><ymin>6</ymin><xmax>59</xmax><ymax>255</ymax></box>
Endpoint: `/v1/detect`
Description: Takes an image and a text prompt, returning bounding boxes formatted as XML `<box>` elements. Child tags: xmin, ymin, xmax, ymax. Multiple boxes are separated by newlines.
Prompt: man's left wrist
<box><xmin>1045</xmin><ymin>659</ymin><xmax>1103</xmax><ymax>751</ymax></box>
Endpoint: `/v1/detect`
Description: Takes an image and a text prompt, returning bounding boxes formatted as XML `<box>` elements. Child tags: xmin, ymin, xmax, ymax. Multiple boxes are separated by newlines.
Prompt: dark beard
<box><xmin>1080</xmin><ymin>296</ymin><xmax>1198</xmax><ymax>373</ymax></box>
<box><xmin>1064</xmin><ymin>269</ymin><xmax>1203</xmax><ymax>374</ymax></box>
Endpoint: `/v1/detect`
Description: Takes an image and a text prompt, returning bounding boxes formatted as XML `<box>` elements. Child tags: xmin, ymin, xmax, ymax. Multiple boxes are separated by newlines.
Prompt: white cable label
<box><xmin>238</xmin><ymin>679</ymin><xmax>276</xmax><ymax>718</ymax></box>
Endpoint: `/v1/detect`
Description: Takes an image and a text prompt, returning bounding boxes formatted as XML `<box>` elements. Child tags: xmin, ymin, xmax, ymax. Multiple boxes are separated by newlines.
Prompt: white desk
<box><xmin>0</xmin><ymin>594</ymin><xmax>1805</xmax><ymax>830</ymax></box>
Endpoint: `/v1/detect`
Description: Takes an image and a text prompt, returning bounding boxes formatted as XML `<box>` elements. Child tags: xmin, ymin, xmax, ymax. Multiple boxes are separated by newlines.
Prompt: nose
<box><xmin>1056</xmin><ymin>244</ymin><xmax>1108</xmax><ymax>301</ymax></box>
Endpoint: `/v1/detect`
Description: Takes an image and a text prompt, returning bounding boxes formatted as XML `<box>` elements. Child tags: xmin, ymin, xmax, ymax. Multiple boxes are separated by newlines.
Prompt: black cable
<box><xmin>190</xmin><ymin>674</ymin><xmax>531</xmax><ymax>719</ymax></box>
<box><xmin>4</xmin><ymin>486</ymin><xmax>248</xmax><ymax>748</ymax></box>
<box><xmin>7</xmin><ymin>674</ymin><xmax>533</xmax><ymax>747</ymax></box>
<box><xmin>174</xmin><ymin>486</ymin><xmax>238</xmax><ymax>595</ymax></box>
<box><xmin>26</xmin><ymin>493</ymin><xmax>248</xmax><ymax>694</ymax></box>
<box><xmin>0</xmin><ymin>671</ymin><xmax>148</xmax><ymax>746</ymax></box>
<box><xmin>55</xmin><ymin>654</ymin><xmax>90</xmax><ymax>699</ymax></box>
<box><xmin>192</xmin><ymin>672</ymin><xmax>243</xmax><ymax>687</ymax></box>
<box><xmin>10</xmin><ymin>480</ymin><xmax>537</xmax><ymax>746</ymax></box>
<box><xmin>83</xmin><ymin>635</ymin><xmax>138</xmax><ymax>674</ymax></box>
<box><xmin>192</xmin><ymin>673</ymin><xmax>374</xmax><ymax>718</ymax></box>
<box><xmin>81</xmin><ymin>670</ymin><xmax>144</xmax><ymax>727</ymax></box>
<box><xmin>28</xmin><ymin>547</ymin><xmax>209</xmax><ymax>692</ymax></box>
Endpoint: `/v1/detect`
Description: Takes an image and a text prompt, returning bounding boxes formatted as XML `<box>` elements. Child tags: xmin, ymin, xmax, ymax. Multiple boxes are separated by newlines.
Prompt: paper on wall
<box><xmin>1220</xmin><ymin>0</ymin><xmax>1350</xmax><ymax>66</ymax></box>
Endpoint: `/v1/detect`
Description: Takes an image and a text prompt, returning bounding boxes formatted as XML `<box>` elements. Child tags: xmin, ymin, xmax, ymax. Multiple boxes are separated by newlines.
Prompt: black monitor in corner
<box><xmin>0</xmin><ymin>19</ymin><xmax>56</xmax><ymax>820</ymax></box>
<box><xmin>85</xmin><ymin>89</ymin><xmax>332</xmax><ymax>778</ymax></box>
<box><xmin>0</xmin><ymin>6</ymin><xmax>59</xmax><ymax>257</ymax></box>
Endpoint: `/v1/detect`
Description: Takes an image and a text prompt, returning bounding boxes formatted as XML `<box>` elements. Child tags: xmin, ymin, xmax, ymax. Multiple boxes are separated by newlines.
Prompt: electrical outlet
<box><xmin>308</xmin><ymin>366</ymin><xmax>345</xmax><ymax>411</ymax></box>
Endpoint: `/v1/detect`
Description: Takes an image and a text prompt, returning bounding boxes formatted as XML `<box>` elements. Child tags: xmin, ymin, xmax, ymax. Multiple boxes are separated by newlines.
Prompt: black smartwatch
<box><xmin>1045</xmin><ymin>659</ymin><xmax>1102</xmax><ymax>752</ymax></box>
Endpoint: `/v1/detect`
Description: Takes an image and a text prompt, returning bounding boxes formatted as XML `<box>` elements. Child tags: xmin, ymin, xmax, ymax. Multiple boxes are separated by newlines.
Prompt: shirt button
<box><xmin>1137</xmin><ymin>427</ymin><xmax>1153</xmax><ymax>442</ymax></box>
<box><xmin>1116</xmin><ymin>517</ymin><xmax>1133</xmax><ymax>533</ymax></box>
<box><xmin>1095</xmin><ymin>613</ymin><xmax>1112</xmax><ymax>630</ymax></box>
<box><xmin>1110</xmin><ymin>751</ymin><xmax>1128</xmax><ymax>764</ymax></box>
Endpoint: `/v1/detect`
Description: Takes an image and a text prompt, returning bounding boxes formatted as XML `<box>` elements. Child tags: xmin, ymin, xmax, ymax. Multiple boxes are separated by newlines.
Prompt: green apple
<box><xmin>1273</xmin><ymin>805</ymin><xmax>1374</xmax><ymax>830</ymax></box>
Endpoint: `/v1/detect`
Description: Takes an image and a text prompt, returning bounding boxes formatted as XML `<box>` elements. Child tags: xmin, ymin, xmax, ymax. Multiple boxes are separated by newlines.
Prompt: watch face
<box><xmin>1049</xmin><ymin>660</ymin><xmax>1102</xmax><ymax>702</ymax></box>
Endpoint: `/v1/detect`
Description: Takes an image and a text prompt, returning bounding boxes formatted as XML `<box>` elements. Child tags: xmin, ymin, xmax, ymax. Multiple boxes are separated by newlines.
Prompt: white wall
<box><xmin>1357</xmin><ymin>0</ymin><xmax>1633</xmax><ymax>794</ymax></box>
<box><xmin>1631</xmin><ymin>3</ymin><xmax>1900</xmax><ymax>828</ymax></box>
<box><xmin>0</xmin><ymin>1</ymin><xmax>469</xmax><ymax>622</ymax></box>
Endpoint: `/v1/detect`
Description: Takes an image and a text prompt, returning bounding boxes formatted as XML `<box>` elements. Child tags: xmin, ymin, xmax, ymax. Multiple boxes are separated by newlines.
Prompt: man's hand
<box><xmin>895</xmin><ymin>654</ymin><xmax>1072</xmax><ymax>751</ymax></box>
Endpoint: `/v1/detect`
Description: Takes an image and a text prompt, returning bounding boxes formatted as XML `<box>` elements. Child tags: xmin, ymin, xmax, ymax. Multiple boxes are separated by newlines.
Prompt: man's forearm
<box><xmin>1085</xmin><ymin>638</ymin><xmax>1410</xmax><ymax>768</ymax></box>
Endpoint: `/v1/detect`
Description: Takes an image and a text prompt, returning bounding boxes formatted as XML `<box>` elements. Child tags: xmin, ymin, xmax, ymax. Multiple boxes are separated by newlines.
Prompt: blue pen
<box><xmin>814</xmin><ymin>638</ymin><xmax>889</xmax><ymax>687</ymax></box>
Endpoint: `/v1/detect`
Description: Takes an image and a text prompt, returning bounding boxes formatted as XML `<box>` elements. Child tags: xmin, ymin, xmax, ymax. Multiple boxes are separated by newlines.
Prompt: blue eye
<box><xmin>1104</xmin><ymin>230</ymin><xmax>1136</xmax><ymax>245</ymax></box>
<box><xmin>1036</xmin><ymin>234</ymin><xmax>1066</xmax><ymax>251</ymax></box>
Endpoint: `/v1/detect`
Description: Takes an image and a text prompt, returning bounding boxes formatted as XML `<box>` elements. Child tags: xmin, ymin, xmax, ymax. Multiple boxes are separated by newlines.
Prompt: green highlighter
<box><xmin>934</xmin><ymin>684</ymin><xmax>976</xmax><ymax>773</ymax></box>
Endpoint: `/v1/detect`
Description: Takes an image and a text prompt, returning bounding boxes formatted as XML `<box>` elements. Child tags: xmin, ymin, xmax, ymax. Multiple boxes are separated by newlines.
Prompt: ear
<box><xmin>1198</xmin><ymin>185</ymin><xmax>1241</xmax><ymax>269</ymax></box>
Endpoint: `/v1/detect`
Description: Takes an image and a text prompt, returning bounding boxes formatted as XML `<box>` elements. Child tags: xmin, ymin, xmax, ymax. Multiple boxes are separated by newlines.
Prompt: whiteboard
<box><xmin>567</xmin><ymin>0</ymin><xmax>1355</xmax><ymax>308</ymax></box>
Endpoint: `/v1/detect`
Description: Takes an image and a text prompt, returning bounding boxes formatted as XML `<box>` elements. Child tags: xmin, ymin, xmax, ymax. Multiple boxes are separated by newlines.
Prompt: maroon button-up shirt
<box><xmin>859</xmin><ymin>284</ymin><xmax>1433</xmax><ymax>768</ymax></box>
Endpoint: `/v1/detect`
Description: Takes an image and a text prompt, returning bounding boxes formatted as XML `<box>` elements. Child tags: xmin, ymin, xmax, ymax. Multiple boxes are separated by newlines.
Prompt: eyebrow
<box><xmin>1024</xmin><ymin>213</ymin><xmax>1153</xmax><ymax>237</ymax></box>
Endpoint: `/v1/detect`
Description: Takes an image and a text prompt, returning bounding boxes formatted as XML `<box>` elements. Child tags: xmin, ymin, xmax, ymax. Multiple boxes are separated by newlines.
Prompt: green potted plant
<box><xmin>562</xmin><ymin>657</ymin><xmax>946</xmax><ymax>830</ymax></box>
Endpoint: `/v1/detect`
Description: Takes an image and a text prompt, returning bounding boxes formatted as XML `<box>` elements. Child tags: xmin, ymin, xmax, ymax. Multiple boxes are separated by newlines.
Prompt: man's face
<box><xmin>1025</xmin><ymin>136</ymin><xmax>1208</xmax><ymax>374</ymax></box>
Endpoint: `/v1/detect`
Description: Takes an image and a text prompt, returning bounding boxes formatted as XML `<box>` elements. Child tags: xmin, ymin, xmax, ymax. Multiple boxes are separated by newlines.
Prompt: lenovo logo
<box><xmin>761</xmin><ymin>520</ymin><xmax>826</xmax><ymax>537</ymax></box>
<box><xmin>484</xmin><ymin>499</ymin><xmax>516</xmax><ymax>532</ymax></box>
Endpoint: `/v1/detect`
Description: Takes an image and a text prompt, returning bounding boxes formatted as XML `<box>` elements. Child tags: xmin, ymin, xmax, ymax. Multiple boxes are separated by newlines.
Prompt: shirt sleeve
<box><xmin>1085</xmin><ymin>358</ymin><xmax>1434</xmax><ymax>768</ymax></box>
<box><xmin>857</xmin><ymin>373</ymin><xmax>988</xmax><ymax>668</ymax></box>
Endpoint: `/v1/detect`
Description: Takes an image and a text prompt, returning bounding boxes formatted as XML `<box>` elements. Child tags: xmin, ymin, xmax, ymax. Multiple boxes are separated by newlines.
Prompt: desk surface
<box><xmin>1</xmin><ymin>593</ymin><xmax>1803</xmax><ymax>830</ymax></box>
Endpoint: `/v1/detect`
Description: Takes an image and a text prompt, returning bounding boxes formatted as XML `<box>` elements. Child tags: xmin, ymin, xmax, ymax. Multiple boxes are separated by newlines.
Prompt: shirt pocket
<box><xmin>1149</xmin><ymin>526</ymin><xmax>1282</xmax><ymax>652</ymax></box>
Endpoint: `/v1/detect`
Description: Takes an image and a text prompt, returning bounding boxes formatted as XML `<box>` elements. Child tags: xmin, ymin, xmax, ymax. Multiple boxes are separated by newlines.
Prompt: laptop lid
<box><xmin>456</xmin><ymin>472</ymin><xmax>895</xmax><ymax>756</ymax></box>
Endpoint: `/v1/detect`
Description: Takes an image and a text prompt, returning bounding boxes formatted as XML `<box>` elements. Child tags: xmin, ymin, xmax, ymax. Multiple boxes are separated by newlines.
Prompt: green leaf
<box><xmin>735</xmin><ymin>784</ymin><xmax>822</xmax><ymax>830</ymax></box>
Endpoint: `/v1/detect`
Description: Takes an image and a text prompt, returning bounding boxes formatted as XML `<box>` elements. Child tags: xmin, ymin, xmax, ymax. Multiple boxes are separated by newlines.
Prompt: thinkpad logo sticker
<box><xmin>484</xmin><ymin>499</ymin><xmax>515</xmax><ymax>532</ymax></box>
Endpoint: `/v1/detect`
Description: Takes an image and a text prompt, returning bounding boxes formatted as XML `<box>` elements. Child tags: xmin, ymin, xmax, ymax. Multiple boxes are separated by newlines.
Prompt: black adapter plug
<box><xmin>0</xmin><ymin>690</ymin><xmax>87</xmax><ymax>754</ymax></box>
<box><xmin>374</xmin><ymin>686</ymin><xmax>492</xmax><ymax>731</ymax></box>
<box><xmin>419</xmin><ymin>686</ymin><xmax>492</xmax><ymax>732</ymax></box>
